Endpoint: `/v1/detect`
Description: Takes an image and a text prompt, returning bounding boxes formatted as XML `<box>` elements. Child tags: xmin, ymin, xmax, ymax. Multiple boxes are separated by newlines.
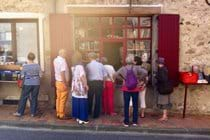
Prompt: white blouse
<box><xmin>71</xmin><ymin>65</ymin><xmax>87</xmax><ymax>98</ymax></box>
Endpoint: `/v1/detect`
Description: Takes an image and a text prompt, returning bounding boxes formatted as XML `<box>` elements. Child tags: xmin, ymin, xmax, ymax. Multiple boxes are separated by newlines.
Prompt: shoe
<box><xmin>58</xmin><ymin>116</ymin><xmax>71</xmax><ymax>120</ymax></box>
<box><xmin>110</xmin><ymin>112</ymin><xmax>117</xmax><ymax>116</ymax></box>
<box><xmin>31</xmin><ymin>114</ymin><xmax>35</xmax><ymax>117</ymax></box>
<box><xmin>76</xmin><ymin>119</ymin><xmax>80</xmax><ymax>122</ymax></box>
<box><xmin>123</xmin><ymin>123</ymin><xmax>129</xmax><ymax>127</ymax></box>
<box><xmin>132</xmin><ymin>123</ymin><xmax>138</xmax><ymax>126</ymax></box>
<box><xmin>140</xmin><ymin>115</ymin><xmax>145</xmax><ymax>118</ymax></box>
<box><xmin>78</xmin><ymin>120</ymin><xmax>89</xmax><ymax>125</ymax></box>
<box><xmin>13</xmin><ymin>112</ymin><xmax>21</xmax><ymax>117</ymax></box>
<box><xmin>159</xmin><ymin>117</ymin><xmax>168</xmax><ymax>121</ymax></box>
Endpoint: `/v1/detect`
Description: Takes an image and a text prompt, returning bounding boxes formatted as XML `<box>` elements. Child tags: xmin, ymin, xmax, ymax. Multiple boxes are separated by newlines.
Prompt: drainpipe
<box><xmin>129</xmin><ymin>0</ymin><xmax>132</xmax><ymax>14</ymax></box>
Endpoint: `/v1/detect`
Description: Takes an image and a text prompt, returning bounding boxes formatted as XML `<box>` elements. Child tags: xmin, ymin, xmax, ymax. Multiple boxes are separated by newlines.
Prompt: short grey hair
<box><xmin>88</xmin><ymin>52</ymin><xmax>97</xmax><ymax>60</ymax></box>
<box><xmin>100</xmin><ymin>57</ymin><xmax>108</xmax><ymax>64</ymax></box>
<box><xmin>125</xmin><ymin>54</ymin><xmax>134</xmax><ymax>64</ymax></box>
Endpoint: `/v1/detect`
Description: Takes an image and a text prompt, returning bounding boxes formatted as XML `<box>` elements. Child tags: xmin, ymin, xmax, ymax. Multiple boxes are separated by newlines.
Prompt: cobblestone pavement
<box><xmin>0</xmin><ymin>104</ymin><xmax>210</xmax><ymax>130</ymax></box>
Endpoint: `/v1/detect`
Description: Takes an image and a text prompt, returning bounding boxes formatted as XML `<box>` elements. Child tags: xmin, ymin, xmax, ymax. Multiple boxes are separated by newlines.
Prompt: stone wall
<box><xmin>0</xmin><ymin>0</ymin><xmax>55</xmax><ymax>103</ymax></box>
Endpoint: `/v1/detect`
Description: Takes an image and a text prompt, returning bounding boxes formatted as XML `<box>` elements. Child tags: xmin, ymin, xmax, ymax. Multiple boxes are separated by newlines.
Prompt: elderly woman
<box><xmin>13</xmin><ymin>52</ymin><xmax>42</xmax><ymax>117</ymax></box>
<box><xmin>116</xmin><ymin>54</ymin><xmax>148</xmax><ymax>127</ymax></box>
<box><xmin>101</xmin><ymin>57</ymin><xmax>116</xmax><ymax>116</ymax></box>
<box><xmin>156</xmin><ymin>57</ymin><xmax>173</xmax><ymax>121</ymax></box>
<box><xmin>71</xmin><ymin>51</ymin><xmax>89</xmax><ymax>124</ymax></box>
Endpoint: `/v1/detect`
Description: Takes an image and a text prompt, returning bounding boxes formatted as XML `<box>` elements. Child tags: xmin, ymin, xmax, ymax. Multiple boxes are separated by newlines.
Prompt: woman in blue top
<box><xmin>13</xmin><ymin>52</ymin><xmax>42</xmax><ymax>117</ymax></box>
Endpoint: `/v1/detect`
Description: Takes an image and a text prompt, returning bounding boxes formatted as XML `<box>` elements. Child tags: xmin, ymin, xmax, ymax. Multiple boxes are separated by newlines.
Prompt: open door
<box><xmin>158</xmin><ymin>14</ymin><xmax>180</xmax><ymax>86</ymax></box>
<box><xmin>49</xmin><ymin>14</ymin><xmax>73</xmax><ymax>86</ymax></box>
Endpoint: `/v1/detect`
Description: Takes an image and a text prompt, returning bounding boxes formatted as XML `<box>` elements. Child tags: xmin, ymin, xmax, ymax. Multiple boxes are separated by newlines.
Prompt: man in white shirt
<box><xmin>53</xmin><ymin>49</ymin><xmax>70</xmax><ymax>119</ymax></box>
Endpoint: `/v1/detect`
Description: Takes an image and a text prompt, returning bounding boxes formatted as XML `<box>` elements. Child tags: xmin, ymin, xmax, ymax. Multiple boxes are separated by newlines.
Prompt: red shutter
<box><xmin>49</xmin><ymin>14</ymin><xmax>73</xmax><ymax>86</ymax></box>
<box><xmin>158</xmin><ymin>14</ymin><xmax>180</xmax><ymax>86</ymax></box>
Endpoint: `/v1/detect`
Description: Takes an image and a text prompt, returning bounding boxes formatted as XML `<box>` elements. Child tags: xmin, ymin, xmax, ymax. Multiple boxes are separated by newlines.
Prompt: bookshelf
<box><xmin>74</xmin><ymin>16</ymin><xmax>152</xmax><ymax>62</ymax></box>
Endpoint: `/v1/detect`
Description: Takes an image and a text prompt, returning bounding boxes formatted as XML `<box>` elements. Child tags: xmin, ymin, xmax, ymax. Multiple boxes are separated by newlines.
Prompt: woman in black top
<box><xmin>156</xmin><ymin>57</ymin><xmax>172</xmax><ymax>121</ymax></box>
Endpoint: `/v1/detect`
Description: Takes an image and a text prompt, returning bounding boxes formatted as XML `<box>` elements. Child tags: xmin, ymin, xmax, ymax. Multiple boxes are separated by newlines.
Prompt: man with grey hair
<box><xmin>53</xmin><ymin>49</ymin><xmax>70</xmax><ymax>120</ymax></box>
<box><xmin>86</xmin><ymin>52</ymin><xmax>107</xmax><ymax>118</ymax></box>
<box><xmin>116</xmin><ymin>54</ymin><xmax>148</xmax><ymax>127</ymax></box>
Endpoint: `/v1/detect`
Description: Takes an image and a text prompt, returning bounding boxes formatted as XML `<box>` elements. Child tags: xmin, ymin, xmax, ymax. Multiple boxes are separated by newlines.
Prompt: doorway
<box><xmin>103</xmin><ymin>42</ymin><xmax>123</xmax><ymax>70</ymax></box>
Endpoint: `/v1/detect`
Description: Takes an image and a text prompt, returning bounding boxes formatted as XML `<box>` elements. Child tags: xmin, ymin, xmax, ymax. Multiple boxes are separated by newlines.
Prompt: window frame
<box><xmin>0</xmin><ymin>19</ymin><xmax>40</xmax><ymax>64</ymax></box>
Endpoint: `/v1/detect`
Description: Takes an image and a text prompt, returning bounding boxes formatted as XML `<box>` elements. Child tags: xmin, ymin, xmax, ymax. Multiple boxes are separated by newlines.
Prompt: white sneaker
<box><xmin>76</xmin><ymin>119</ymin><xmax>79</xmax><ymax>122</ymax></box>
<box><xmin>123</xmin><ymin>123</ymin><xmax>129</xmax><ymax>127</ymax></box>
<box><xmin>78</xmin><ymin>120</ymin><xmax>89</xmax><ymax>125</ymax></box>
<box><xmin>132</xmin><ymin>123</ymin><xmax>138</xmax><ymax>127</ymax></box>
<box><xmin>13</xmin><ymin>112</ymin><xmax>21</xmax><ymax>117</ymax></box>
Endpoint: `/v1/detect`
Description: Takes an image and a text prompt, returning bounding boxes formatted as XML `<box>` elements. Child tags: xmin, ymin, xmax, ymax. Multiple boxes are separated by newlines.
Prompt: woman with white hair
<box><xmin>116</xmin><ymin>54</ymin><xmax>148</xmax><ymax>127</ymax></box>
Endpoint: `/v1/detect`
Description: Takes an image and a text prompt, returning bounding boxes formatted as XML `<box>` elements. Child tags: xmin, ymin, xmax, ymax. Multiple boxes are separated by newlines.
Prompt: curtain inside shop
<box><xmin>158</xmin><ymin>14</ymin><xmax>180</xmax><ymax>86</ymax></box>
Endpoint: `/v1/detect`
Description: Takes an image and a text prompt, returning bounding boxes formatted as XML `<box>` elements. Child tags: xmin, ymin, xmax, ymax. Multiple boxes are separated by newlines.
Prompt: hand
<box><xmin>85</xmin><ymin>85</ymin><xmax>89</xmax><ymax>92</ymax></box>
<box><xmin>63</xmin><ymin>83</ymin><xmax>68</xmax><ymax>91</ymax></box>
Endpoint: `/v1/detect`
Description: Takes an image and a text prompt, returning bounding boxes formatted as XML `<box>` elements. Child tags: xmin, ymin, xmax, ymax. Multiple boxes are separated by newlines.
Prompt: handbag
<box><xmin>179</xmin><ymin>72</ymin><xmax>198</xmax><ymax>84</ymax></box>
<box><xmin>17</xmin><ymin>79</ymin><xmax>23</xmax><ymax>88</ymax></box>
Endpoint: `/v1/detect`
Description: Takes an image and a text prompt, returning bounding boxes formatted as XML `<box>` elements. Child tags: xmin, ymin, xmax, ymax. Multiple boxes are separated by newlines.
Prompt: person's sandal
<box><xmin>140</xmin><ymin>114</ymin><xmax>145</xmax><ymax>118</ymax></box>
<box><xmin>159</xmin><ymin>117</ymin><xmax>168</xmax><ymax>121</ymax></box>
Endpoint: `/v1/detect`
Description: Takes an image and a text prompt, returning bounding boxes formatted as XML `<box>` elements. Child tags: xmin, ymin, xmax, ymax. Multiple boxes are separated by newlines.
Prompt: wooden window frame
<box><xmin>0</xmin><ymin>19</ymin><xmax>40</xmax><ymax>64</ymax></box>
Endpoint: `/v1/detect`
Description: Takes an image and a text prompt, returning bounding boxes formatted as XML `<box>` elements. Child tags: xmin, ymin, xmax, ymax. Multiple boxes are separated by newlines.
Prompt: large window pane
<box><xmin>16</xmin><ymin>23</ymin><xmax>38</xmax><ymax>63</ymax></box>
<box><xmin>0</xmin><ymin>23</ymin><xmax>13</xmax><ymax>64</ymax></box>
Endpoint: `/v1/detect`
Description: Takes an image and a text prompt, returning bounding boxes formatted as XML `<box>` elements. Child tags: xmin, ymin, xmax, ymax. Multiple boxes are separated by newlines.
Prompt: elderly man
<box><xmin>86</xmin><ymin>52</ymin><xmax>107</xmax><ymax>118</ymax></box>
<box><xmin>53</xmin><ymin>49</ymin><xmax>70</xmax><ymax>119</ymax></box>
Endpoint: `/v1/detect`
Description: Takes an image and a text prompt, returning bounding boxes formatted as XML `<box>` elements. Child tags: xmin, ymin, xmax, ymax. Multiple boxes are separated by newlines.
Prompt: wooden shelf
<box><xmin>0</xmin><ymin>80</ymin><xmax>17</xmax><ymax>83</ymax></box>
<box><xmin>0</xmin><ymin>65</ymin><xmax>21</xmax><ymax>71</ymax></box>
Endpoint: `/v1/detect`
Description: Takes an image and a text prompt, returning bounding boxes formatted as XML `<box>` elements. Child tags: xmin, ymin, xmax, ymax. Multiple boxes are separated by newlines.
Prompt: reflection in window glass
<box><xmin>16</xmin><ymin>23</ymin><xmax>38</xmax><ymax>63</ymax></box>
<box><xmin>102</xmin><ymin>28</ymin><xmax>112</xmax><ymax>38</ymax></box>
<box><xmin>140</xmin><ymin>17</ymin><xmax>151</xmax><ymax>27</ymax></box>
<box><xmin>74</xmin><ymin>17</ymin><xmax>87</xmax><ymax>28</ymax></box>
<box><xmin>114</xmin><ymin>17</ymin><xmax>125</xmax><ymax>25</ymax></box>
<box><xmin>0</xmin><ymin>23</ymin><xmax>13</xmax><ymax>64</ymax></box>
<box><xmin>86</xmin><ymin>17</ymin><xmax>99</xmax><ymax>27</ymax></box>
<box><xmin>140</xmin><ymin>29</ymin><xmax>151</xmax><ymax>38</ymax></box>
<box><xmin>127</xmin><ymin>17</ymin><xmax>138</xmax><ymax>27</ymax></box>
<box><xmin>127</xmin><ymin>29</ymin><xmax>138</xmax><ymax>38</ymax></box>
<box><xmin>135</xmin><ymin>40</ymin><xmax>151</xmax><ymax>51</ymax></box>
<box><xmin>101</xmin><ymin>17</ymin><xmax>112</xmax><ymax>26</ymax></box>
<box><xmin>114</xmin><ymin>28</ymin><xmax>125</xmax><ymax>38</ymax></box>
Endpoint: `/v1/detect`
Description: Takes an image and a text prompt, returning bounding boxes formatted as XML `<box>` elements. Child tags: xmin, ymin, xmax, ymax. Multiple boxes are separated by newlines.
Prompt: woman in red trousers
<box><xmin>101</xmin><ymin>57</ymin><xmax>116</xmax><ymax>116</ymax></box>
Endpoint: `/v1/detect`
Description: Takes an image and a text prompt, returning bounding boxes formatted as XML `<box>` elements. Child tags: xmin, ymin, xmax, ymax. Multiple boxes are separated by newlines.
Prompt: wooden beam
<box><xmin>67</xmin><ymin>7</ymin><xmax>161</xmax><ymax>16</ymax></box>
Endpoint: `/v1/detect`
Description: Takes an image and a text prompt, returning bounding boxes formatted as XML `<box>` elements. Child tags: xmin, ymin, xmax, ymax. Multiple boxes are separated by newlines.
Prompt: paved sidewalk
<box><xmin>0</xmin><ymin>104</ymin><xmax>210</xmax><ymax>135</ymax></box>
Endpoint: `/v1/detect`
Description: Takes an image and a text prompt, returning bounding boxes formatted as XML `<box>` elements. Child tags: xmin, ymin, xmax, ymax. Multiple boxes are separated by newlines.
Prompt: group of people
<box><xmin>13</xmin><ymin>49</ymin><xmax>173</xmax><ymax>127</ymax></box>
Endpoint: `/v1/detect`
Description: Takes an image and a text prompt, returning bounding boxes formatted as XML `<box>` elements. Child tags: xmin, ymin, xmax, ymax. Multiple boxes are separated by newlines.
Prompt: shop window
<box><xmin>0</xmin><ymin>23</ymin><xmax>12</xmax><ymax>64</ymax></box>
<box><xmin>0</xmin><ymin>20</ymin><xmax>39</xmax><ymax>65</ymax></box>
<box><xmin>74</xmin><ymin>16</ymin><xmax>152</xmax><ymax>65</ymax></box>
<box><xmin>16</xmin><ymin>23</ymin><xmax>38</xmax><ymax>63</ymax></box>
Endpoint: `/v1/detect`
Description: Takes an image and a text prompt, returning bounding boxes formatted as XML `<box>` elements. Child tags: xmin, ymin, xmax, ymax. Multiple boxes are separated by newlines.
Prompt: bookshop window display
<box><xmin>74</xmin><ymin>16</ymin><xmax>152</xmax><ymax>69</ymax></box>
<box><xmin>0</xmin><ymin>19</ymin><xmax>39</xmax><ymax>82</ymax></box>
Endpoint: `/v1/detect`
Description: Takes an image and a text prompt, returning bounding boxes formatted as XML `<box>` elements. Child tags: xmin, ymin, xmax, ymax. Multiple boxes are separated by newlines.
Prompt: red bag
<box><xmin>179</xmin><ymin>72</ymin><xmax>198</xmax><ymax>84</ymax></box>
<box><xmin>17</xmin><ymin>79</ymin><xmax>23</xmax><ymax>88</ymax></box>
